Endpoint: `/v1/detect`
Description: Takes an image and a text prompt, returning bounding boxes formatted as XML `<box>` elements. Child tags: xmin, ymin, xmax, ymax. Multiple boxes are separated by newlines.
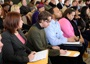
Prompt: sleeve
<box><xmin>1</xmin><ymin>34</ymin><xmax>29</xmax><ymax>63</ymax></box>
<box><xmin>59</xmin><ymin>19</ymin><xmax>75</xmax><ymax>37</ymax></box>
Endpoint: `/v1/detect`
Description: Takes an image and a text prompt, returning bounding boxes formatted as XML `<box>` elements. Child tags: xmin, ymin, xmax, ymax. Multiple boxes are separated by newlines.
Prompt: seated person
<box><xmin>0</xmin><ymin>35</ymin><xmax>3</xmax><ymax>64</ymax></box>
<box><xmin>1</xmin><ymin>12</ymin><xmax>36</xmax><ymax>64</ymax></box>
<box><xmin>0</xmin><ymin>5</ymin><xmax>3</xmax><ymax>33</ymax></box>
<box><xmin>26</xmin><ymin>11</ymin><xmax>69</xmax><ymax>64</ymax></box>
<box><xmin>32</xmin><ymin>4</ymin><xmax>45</xmax><ymax>25</ymax></box>
<box><xmin>59</xmin><ymin>8</ymin><xmax>88</xmax><ymax>64</ymax></box>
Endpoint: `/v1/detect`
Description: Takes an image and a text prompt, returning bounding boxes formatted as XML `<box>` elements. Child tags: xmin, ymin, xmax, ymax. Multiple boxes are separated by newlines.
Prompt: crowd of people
<box><xmin>0</xmin><ymin>0</ymin><xmax>90</xmax><ymax>64</ymax></box>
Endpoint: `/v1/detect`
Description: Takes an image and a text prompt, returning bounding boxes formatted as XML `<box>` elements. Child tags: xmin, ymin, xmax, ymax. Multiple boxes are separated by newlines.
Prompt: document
<box><xmin>30</xmin><ymin>50</ymin><xmax>48</xmax><ymax>62</ymax></box>
<box><xmin>60</xmin><ymin>50</ymin><xmax>80</xmax><ymax>57</ymax></box>
<box><xmin>65</xmin><ymin>42</ymin><xmax>80</xmax><ymax>44</ymax></box>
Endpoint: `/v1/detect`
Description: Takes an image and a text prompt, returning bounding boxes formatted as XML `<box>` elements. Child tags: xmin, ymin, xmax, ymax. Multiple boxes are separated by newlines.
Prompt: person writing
<box><xmin>1</xmin><ymin>12</ymin><xmax>36</xmax><ymax>64</ymax></box>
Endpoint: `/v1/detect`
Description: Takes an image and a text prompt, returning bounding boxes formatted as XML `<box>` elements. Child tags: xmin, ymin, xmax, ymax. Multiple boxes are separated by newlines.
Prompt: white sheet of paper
<box><xmin>30</xmin><ymin>50</ymin><xmax>48</xmax><ymax>62</ymax></box>
<box><xmin>65</xmin><ymin>42</ymin><xmax>80</xmax><ymax>44</ymax></box>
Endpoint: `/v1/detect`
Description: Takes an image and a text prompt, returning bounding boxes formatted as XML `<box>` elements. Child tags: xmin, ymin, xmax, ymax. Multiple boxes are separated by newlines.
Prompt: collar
<box><xmin>35</xmin><ymin>22</ymin><xmax>44</xmax><ymax>29</ymax></box>
<box><xmin>65</xmin><ymin>17</ymin><xmax>71</xmax><ymax>22</ymax></box>
<box><xmin>51</xmin><ymin>19</ymin><xmax>58</xmax><ymax>24</ymax></box>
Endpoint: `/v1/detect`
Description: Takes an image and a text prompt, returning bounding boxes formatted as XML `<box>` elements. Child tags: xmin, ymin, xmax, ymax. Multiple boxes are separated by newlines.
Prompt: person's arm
<box><xmin>59</xmin><ymin>18</ymin><xmax>75</xmax><ymax>38</ymax></box>
<box><xmin>79</xmin><ymin>34</ymin><xmax>84</xmax><ymax>43</ymax></box>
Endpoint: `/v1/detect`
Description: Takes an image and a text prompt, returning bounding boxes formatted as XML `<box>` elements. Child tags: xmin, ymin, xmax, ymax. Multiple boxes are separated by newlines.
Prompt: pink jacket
<box><xmin>59</xmin><ymin>18</ymin><xmax>75</xmax><ymax>38</ymax></box>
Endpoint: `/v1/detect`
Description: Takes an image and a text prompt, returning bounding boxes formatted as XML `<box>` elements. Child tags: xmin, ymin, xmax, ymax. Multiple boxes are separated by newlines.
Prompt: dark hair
<box><xmin>38</xmin><ymin>11</ymin><xmax>51</xmax><ymax>23</ymax></box>
<box><xmin>80</xmin><ymin>6</ymin><xmax>89</xmax><ymax>20</ymax></box>
<box><xmin>3</xmin><ymin>12</ymin><xmax>21</xmax><ymax>34</ymax></box>
<box><xmin>63</xmin><ymin>8</ymin><xmax>75</xmax><ymax>17</ymax></box>
<box><xmin>36</xmin><ymin>1</ymin><xmax>40</xmax><ymax>5</ymax></box>
<box><xmin>80</xmin><ymin>6</ymin><xmax>89</xmax><ymax>16</ymax></box>
<box><xmin>48</xmin><ymin>6</ymin><xmax>57</xmax><ymax>14</ymax></box>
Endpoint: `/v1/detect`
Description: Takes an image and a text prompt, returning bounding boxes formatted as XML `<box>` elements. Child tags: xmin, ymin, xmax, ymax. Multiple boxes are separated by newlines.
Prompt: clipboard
<box><xmin>27</xmin><ymin>50</ymin><xmax>48</xmax><ymax>64</ymax></box>
<box><xmin>60</xmin><ymin>50</ymin><xmax>80</xmax><ymax>57</ymax></box>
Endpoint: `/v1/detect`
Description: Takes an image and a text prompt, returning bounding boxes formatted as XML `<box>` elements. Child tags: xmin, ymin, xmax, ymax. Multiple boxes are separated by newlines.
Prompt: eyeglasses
<box><xmin>45</xmin><ymin>20</ymin><xmax>51</xmax><ymax>23</ymax></box>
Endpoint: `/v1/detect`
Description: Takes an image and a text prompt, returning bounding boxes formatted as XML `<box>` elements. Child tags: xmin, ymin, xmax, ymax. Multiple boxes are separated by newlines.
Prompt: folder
<box><xmin>60</xmin><ymin>50</ymin><xmax>80</xmax><ymax>57</ymax></box>
<box><xmin>27</xmin><ymin>50</ymin><xmax>48</xmax><ymax>64</ymax></box>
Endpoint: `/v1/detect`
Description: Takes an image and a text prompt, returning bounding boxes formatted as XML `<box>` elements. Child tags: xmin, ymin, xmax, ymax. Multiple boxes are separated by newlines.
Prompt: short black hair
<box><xmin>48</xmin><ymin>6</ymin><xmax>57</xmax><ymax>14</ymax></box>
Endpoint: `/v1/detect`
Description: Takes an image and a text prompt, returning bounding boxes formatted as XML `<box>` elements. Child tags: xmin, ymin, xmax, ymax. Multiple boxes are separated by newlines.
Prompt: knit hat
<box><xmin>37</xmin><ymin>4</ymin><xmax>44</xmax><ymax>9</ymax></box>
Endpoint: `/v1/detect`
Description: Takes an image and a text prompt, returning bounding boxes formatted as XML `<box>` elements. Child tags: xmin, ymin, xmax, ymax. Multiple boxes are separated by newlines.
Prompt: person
<box><xmin>57</xmin><ymin>0</ymin><xmax>63</xmax><ymax>9</ymax></box>
<box><xmin>79</xmin><ymin>6</ymin><xmax>90</xmax><ymax>41</ymax></box>
<box><xmin>26</xmin><ymin>11</ymin><xmax>68</xmax><ymax>64</ymax></box>
<box><xmin>20</xmin><ymin>0</ymin><xmax>31</xmax><ymax>15</ymax></box>
<box><xmin>59</xmin><ymin>8</ymin><xmax>79</xmax><ymax>39</ymax></box>
<box><xmin>0</xmin><ymin>35</ymin><xmax>3</xmax><ymax>64</ymax></box>
<box><xmin>49</xmin><ymin>0</ymin><xmax>56</xmax><ymax>7</ymax></box>
<box><xmin>40</xmin><ymin>0</ymin><xmax>45</xmax><ymax>4</ymax></box>
<box><xmin>44</xmin><ymin>0</ymin><xmax>52</xmax><ymax>11</ymax></box>
<box><xmin>59</xmin><ymin>8</ymin><xmax>88</xmax><ymax>64</ymax></box>
<box><xmin>0</xmin><ymin>5</ymin><xmax>3</xmax><ymax>33</ymax></box>
<box><xmin>10</xmin><ymin>4</ymin><xmax>20</xmax><ymax>13</ymax></box>
<box><xmin>32</xmin><ymin>3</ymin><xmax>45</xmax><ymax>25</ymax></box>
<box><xmin>11</xmin><ymin>4</ymin><xmax>31</xmax><ymax>34</ymax></box>
<box><xmin>1</xmin><ymin>12</ymin><xmax>36</xmax><ymax>64</ymax></box>
<box><xmin>61</xmin><ymin>0</ymin><xmax>70</xmax><ymax>13</ymax></box>
<box><xmin>44</xmin><ymin>7</ymin><xmax>75</xmax><ymax>46</ymax></box>
<box><xmin>1</xmin><ymin>2</ymin><xmax>11</xmax><ymax>18</ymax></box>
<box><xmin>85</xmin><ymin>0</ymin><xmax>90</xmax><ymax>6</ymax></box>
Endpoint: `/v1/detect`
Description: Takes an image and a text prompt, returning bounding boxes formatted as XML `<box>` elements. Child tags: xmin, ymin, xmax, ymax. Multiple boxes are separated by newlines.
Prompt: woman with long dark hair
<box><xmin>79</xmin><ymin>6</ymin><xmax>90</xmax><ymax>41</ymax></box>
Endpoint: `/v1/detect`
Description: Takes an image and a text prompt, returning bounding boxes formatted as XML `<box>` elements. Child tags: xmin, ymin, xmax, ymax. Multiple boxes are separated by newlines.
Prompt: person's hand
<box><xmin>60</xmin><ymin>49</ymin><xmax>67</xmax><ymax>55</ymax></box>
<box><xmin>28</xmin><ymin>51</ymin><xmax>36</xmax><ymax>61</ymax></box>
<box><xmin>52</xmin><ymin>46</ymin><xmax>60</xmax><ymax>50</ymax></box>
<box><xmin>68</xmin><ymin>37</ymin><xmax>75</xmax><ymax>42</ymax></box>
<box><xmin>75</xmin><ymin>36</ymin><xmax>79</xmax><ymax>41</ymax></box>
<box><xmin>79</xmin><ymin>38</ymin><xmax>84</xmax><ymax>43</ymax></box>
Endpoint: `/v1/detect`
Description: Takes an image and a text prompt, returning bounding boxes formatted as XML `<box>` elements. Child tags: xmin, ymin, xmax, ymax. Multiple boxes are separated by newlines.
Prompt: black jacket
<box><xmin>1</xmin><ymin>30</ymin><xmax>31</xmax><ymax>64</ymax></box>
